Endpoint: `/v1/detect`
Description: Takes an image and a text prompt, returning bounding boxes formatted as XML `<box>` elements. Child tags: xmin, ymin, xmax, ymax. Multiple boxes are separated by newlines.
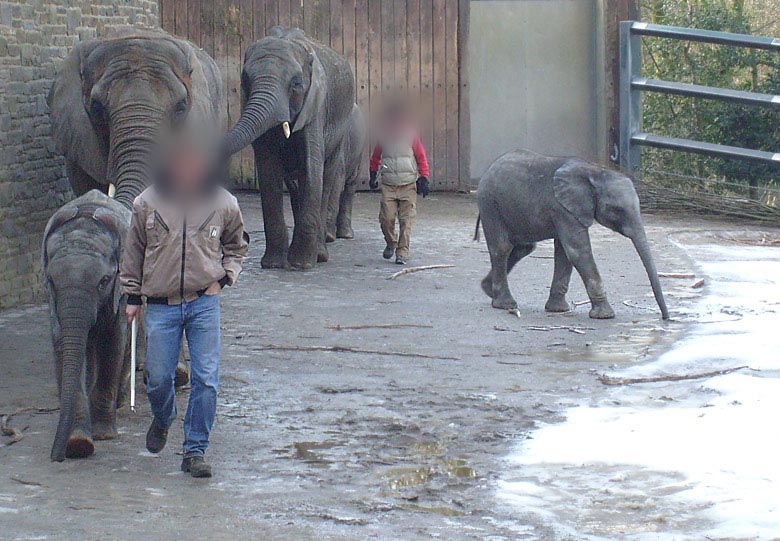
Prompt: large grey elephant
<box><xmin>42</xmin><ymin>191</ymin><xmax>131</xmax><ymax>462</ymax></box>
<box><xmin>476</xmin><ymin>149</ymin><xmax>669</xmax><ymax>320</ymax></box>
<box><xmin>223</xmin><ymin>27</ymin><xmax>360</xmax><ymax>269</ymax></box>
<box><xmin>48</xmin><ymin>27</ymin><xmax>224</xmax><ymax>208</ymax></box>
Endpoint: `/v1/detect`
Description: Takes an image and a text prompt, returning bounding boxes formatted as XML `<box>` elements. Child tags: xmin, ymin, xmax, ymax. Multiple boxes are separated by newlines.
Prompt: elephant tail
<box><xmin>473</xmin><ymin>214</ymin><xmax>481</xmax><ymax>241</ymax></box>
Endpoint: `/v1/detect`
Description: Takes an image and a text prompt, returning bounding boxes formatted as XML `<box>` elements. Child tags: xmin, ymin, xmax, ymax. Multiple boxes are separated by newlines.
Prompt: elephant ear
<box><xmin>552</xmin><ymin>160</ymin><xmax>598</xmax><ymax>229</ymax></box>
<box><xmin>293</xmin><ymin>50</ymin><xmax>325</xmax><ymax>133</ymax></box>
<box><xmin>47</xmin><ymin>40</ymin><xmax>106</xmax><ymax>182</ymax></box>
<box><xmin>41</xmin><ymin>206</ymin><xmax>79</xmax><ymax>268</ymax></box>
<box><xmin>92</xmin><ymin>208</ymin><xmax>125</xmax><ymax>315</ymax></box>
<box><xmin>180</xmin><ymin>40</ymin><xmax>225</xmax><ymax>131</ymax></box>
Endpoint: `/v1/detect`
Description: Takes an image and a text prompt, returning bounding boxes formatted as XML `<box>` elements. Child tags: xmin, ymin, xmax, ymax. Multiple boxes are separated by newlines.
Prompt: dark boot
<box><xmin>395</xmin><ymin>255</ymin><xmax>407</xmax><ymax>265</ymax></box>
<box><xmin>145</xmin><ymin>418</ymin><xmax>168</xmax><ymax>454</ymax></box>
<box><xmin>181</xmin><ymin>456</ymin><xmax>213</xmax><ymax>478</ymax></box>
<box><xmin>383</xmin><ymin>245</ymin><xmax>395</xmax><ymax>260</ymax></box>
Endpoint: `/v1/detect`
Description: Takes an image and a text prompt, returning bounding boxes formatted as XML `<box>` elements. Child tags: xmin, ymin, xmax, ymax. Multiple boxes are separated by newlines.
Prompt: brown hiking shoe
<box><xmin>181</xmin><ymin>456</ymin><xmax>212</xmax><ymax>478</ymax></box>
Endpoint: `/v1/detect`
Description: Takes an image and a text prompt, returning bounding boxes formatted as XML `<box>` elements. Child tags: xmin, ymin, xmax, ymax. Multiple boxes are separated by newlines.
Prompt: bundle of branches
<box><xmin>635</xmin><ymin>178</ymin><xmax>780</xmax><ymax>226</ymax></box>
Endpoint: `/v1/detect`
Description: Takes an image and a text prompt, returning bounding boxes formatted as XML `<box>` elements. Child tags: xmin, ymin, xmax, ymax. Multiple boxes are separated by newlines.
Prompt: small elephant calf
<box><xmin>42</xmin><ymin>190</ymin><xmax>132</xmax><ymax>461</ymax></box>
<box><xmin>475</xmin><ymin>149</ymin><xmax>669</xmax><ymax>320</ymax></box>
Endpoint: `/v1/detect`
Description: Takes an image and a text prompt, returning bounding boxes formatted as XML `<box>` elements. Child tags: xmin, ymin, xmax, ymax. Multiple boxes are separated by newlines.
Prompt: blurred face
<box><xmin>159</xmin><ymin>142</ymin><xmax>212</xmax><ymax>199</ymax></box>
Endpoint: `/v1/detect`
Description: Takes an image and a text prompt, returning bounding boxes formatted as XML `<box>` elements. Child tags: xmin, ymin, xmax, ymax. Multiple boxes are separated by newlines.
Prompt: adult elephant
<box><xmin>223</xmin><ymin>27</ymin><xmax>359</xmax><ymax>270</ymax></box>
<box><xmin>48</xmin><ymin>27</ymin><xmax>224</xmax><ymax>209</ymax></box>
<box><xmin>42</xmin><ymin>191</ymin><xmax>131</xmax><ymax>462</ymax></box>
<box><xmin>476</xmin><ymin>149</ymin><xmax>669</xmax><ymax>320</ymax></box>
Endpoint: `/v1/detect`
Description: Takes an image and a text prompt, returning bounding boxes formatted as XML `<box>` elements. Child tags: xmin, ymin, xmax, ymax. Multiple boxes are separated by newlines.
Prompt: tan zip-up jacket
<box><xmin>120</xmin><ymin>186</ymin><xmax>248</xmax><ymax>305</ymax></box>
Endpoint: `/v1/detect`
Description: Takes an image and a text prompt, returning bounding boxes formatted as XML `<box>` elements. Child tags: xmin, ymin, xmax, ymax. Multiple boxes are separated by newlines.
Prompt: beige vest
<box><xmin>378</xmin><ymin>134</ymin><xmax>418</xmax><ymax>186</ymax></box>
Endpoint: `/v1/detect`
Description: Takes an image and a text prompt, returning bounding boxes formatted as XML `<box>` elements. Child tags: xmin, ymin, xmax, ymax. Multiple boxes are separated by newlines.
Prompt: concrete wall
<box><xmin>0</xmin><ymin>0</ymin><xmax>158</xmax><ymax>309</ymax></box>
<box><xmin>469</xmin><ymin>0</ymin><xmax>606</xmax><ymax>179</ymax></box>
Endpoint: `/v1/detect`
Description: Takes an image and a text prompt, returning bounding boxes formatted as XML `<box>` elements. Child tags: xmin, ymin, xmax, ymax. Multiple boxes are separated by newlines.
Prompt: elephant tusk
<box><xmin>282</xmin><ymin>121</ymin><xmax>291</xmax><ymax>139</ymax></box>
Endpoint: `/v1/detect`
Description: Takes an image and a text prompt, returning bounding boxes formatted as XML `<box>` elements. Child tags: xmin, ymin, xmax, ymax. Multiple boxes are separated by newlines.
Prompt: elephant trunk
<box><xmin>631</xmin><ymin>231</ymin><xmax>670</xmax><ymax>320</ymax></box>
<box><xmin>50</xmin><ymin>311</ymin><xmax>90</xmax><ymax>462</ymax></box>
<box><xmin>223</xmin><ymin>79</ymin><xmax>290</xmax><ymax>157</ymax></box>
<box><xmin>108</xmin><ymin>104</ymin><xmax>165</xmax><ymax>209</ymax></box>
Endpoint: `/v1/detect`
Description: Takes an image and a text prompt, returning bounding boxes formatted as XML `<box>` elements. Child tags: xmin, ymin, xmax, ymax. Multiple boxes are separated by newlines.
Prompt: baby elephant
<box><xmin>42</xmin><ymin>190</ymin><xmax>131</xmax><ymax>461</ymax></box>
<box><xmin>476</xmin><ymin>149</ymin><xmax>669</xmax><ymax>320</ymax></box>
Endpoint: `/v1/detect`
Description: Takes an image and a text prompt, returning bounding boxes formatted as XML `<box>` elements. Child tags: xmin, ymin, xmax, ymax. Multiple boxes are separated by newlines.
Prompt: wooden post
<box><xmin>457</xmin><ymin>0</ymin><xmax>470</xmax><ymax>192</ymax></box>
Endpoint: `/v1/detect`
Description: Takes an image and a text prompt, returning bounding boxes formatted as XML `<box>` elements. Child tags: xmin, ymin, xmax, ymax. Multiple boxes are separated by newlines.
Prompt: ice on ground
<box><xmin>499</xmin><ymin>241</ymin><xmax>780</xmax><ymax>540</ymax></box>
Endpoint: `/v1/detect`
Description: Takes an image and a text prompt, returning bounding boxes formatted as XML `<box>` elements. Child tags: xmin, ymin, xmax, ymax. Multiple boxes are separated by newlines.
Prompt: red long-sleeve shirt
<box><xmin>369</xmin><ymin>136</ymin><xmax>430</xmax><ymax>178</ymax></box>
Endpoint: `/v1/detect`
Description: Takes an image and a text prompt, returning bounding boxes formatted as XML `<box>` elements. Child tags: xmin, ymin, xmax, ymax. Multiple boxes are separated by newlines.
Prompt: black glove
<box><xmin>416</xmin><ymin>176</ymin><xmax>430</xmax><ymax>197</ymax></box>
<box><xmin>369</xmin><ymin>171</ymin><xmax>379</xmax><ymax>190</ymax></box>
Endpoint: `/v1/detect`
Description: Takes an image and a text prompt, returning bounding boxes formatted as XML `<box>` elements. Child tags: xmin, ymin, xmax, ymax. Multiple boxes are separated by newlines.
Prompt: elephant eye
<box><xmin>290</xmin><ymin>76</ymin><xmax>304</xmax><ymax>93</ymax></box>
<box><xmin>97</xmin><ymin>274</ymin><xmax>113</xmax><ymax>291</ymax></box>
<box><xmin>173</xmin><ymin>99</ymin><xmax>188</xmax><ymax>119</ymax></box>
<box><xmin>89</xmin><ymin>99</ymin><xmax>106</xmax><ymax>120</ymax></box>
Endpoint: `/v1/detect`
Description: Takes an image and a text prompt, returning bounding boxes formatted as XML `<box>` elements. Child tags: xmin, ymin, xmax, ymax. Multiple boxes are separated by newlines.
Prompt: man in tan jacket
<box><xmin>120</xmin><ymin>142</ymin><xmax>247</xmax><ymax>478</ymax></box>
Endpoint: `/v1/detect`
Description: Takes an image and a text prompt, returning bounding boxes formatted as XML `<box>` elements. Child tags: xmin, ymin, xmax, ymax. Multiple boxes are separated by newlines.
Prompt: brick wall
<box><xmin>0</xmin><ymin>0</ymin><xmax>158</xmax><ymax>309</ymax></box>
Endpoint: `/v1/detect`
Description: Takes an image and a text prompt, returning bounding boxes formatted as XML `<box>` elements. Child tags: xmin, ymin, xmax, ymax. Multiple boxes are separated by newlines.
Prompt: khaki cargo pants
<box><xmin>379</xmin><ymin>182</ymin><xmax>417</xmax><ymax>258</ymax></box>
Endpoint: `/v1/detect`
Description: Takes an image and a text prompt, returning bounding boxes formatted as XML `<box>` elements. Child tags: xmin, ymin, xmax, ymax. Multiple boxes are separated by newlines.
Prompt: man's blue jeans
<box><xmin>144</xmin><ymin>293</ymin><xmax>220</xmax><ymax>457</ymax></box>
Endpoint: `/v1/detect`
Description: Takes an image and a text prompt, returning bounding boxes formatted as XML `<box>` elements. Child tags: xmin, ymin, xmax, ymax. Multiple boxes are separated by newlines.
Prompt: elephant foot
<box><xmin>325</xmin><ymin>231</ymin><xmax>336</xmax><ymax>243</ymax></box>
<box><xmin>287</xmin><ymin>256</ymin><xmax>314</xmax><ymax>271</ymax></box>
<box><xmin>336</xmin><ymin>225</ymin><xmax>354</xmax><ymax>239</ymax></box>
<box><xmin>545</xmin><ymin>296</ymin><xmax>571</xmax><ymax>313</ymax></box>
<box><xmin>317</xmin><ymin>246</ymin><xmax>329</xmax><ymax>263</ymax></box>
<box><xmin>66</xmin><ymin>429</ymin><xmax>95</xmax><ymax>459</ymax></box>
<box><xmin>481</xmin><ymin>276</ymin><xmax>494</xmax><ymax>298</ymax></box>
<box><xmin>175</xmin><ymin>363</ymin><xmax>189</xmax><ymax>388</ymax></box>
<box><xmin>589</xmin><ymin>300</ymin><xmax>615</xmax><ymax>319</ymax></box>
<box><xmin>261</xmin><ymin>251</ymin><xmax>288</xmax><ymax>269</ymax></box>
<box><xmin>91</xmin><ymin>419</ymin><xmax>118</xmax><ymax>441</ymax></box>
<box><xmin>491</xmin><ymin>296</ymin><xmax>518</xmax><ymax>311</ymax></box>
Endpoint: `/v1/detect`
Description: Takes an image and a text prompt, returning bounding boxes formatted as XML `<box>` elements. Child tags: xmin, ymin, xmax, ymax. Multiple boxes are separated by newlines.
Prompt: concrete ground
<box><xmin>0</xmin><ymin>192</ymin><xmax>700</xmax><ymax>540</ymax></box>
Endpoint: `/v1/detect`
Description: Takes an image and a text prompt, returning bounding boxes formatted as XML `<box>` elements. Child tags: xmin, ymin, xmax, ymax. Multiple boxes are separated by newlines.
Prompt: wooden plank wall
<box><xmin>159</xmin><ymin>0</ymin><xmax>469</xmax><ymax>191</ymax></box>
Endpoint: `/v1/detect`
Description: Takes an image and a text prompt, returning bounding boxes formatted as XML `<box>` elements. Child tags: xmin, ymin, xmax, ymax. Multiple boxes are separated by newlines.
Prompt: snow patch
<box><xmin>499</xmin><ymin>241</ymin><xmax>780</xmax><ymax>539</ymax></box>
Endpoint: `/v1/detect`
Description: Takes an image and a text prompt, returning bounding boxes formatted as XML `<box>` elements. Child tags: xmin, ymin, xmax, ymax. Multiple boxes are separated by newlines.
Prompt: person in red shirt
<box><xmin>369</xmin><ymin>101</ymin><xmax>430</xmax><ymax>265</ymax></box>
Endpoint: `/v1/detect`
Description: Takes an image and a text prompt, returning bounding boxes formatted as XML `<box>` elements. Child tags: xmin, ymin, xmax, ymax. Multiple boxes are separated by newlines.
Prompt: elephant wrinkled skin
<box><xmin>48</xmin><ymin>27</ymin><xmax>224</xmax><ymax>209</ymax></box>
<box><xmin>476</xmin><ymin>149</ymin><xmax>669</xmax><ymax>320</ymax></box>
<box><xmin>223</xmin><ymin>27</ymin><xmax>364</xmax><ymax>270</ymax></box>
<box><xmin>42</xmin><ymin>191</ymin><xmax>132</xmax><ymax>462</ymax></box>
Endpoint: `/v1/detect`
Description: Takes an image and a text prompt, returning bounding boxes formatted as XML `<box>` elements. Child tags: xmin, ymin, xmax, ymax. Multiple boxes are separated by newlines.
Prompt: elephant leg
<box><xmin>254</xmin><ymin>144</ymin><xmax>289</xmax><ymax>269</ymax></box>
<box><xmin>482</xmin><ymin>243</ymin><xmax>534</xmax><ymax>303</ymax></box>
<box><xmin>288</xmin><ymin>131</ymin><xmax>324</xmax><ymax>270</ymax></box>
<box><xmin>67</xmin><ymin>161</ymin><xmax>105</xmax><ymax>196</ymax></box>
<box><xmin>507</xmin><ymin>243</ymin><xmax>535</xmax><ymax>275</ymax></box>
<box><xmin>322</xmin><ymin>149</ymin><xmax>346</xmax><ymax>251</ymax></box>
<box><xmin>59</xmin><ymin>342</ymin><xmax>95</xmax><ymax>459</ymax></box>
<box><xmin>559</xmin><ymin>228</ymin><xmax>615</xmax><ymax>319</ymax></box>
<box><xmin>545</xmin><ymin>239</ymin><xmax>574</xmax><ymax>313</ymax></box>
<box><xmin>90</xmin><ymin>318</ymin><xmax>125</xmax><ymax>441</ymax></box>
<box><xmin>336</xmin><ymin>176</ymin><xmax>357</xmax><ymax>239</ymax></box>
<box><xmin>480</xmin><ymin>213</ymin><xmax>519</xmax><ymax>309</ymax></box>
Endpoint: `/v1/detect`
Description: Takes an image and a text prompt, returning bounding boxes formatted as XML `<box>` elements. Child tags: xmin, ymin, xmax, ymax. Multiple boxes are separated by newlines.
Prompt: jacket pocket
<box><xmin>198</xmin><ymin>211</ymin><xmax>222</xmax><ymax>252</ymax></box>
<box><xmin>145</xmin><ymin>211</ymin><xmax>170</xmax><ymax>248</ymax></box>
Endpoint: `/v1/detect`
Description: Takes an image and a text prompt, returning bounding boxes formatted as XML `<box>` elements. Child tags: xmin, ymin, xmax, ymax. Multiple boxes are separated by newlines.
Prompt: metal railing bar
<box><xmin>630</xmin><ymin>21</ymin><xmax>780</xmax><ymax>51</ymax></box>
<box><xmin>632</xmin><ymin>133</ymin><xmax>780</xmax><ymax>165</ymax></box>
<box><xmin>632</xmin><ymin>78</ymin><xmax>780</xmax><ymax>108</ymax></box>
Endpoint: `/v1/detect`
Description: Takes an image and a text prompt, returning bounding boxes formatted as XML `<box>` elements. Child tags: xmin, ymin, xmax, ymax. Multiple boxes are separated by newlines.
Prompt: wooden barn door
<box><xmin>158</xmin><ymin>0</ymin><xmax>470</xmax><ymax>191</ymax></box>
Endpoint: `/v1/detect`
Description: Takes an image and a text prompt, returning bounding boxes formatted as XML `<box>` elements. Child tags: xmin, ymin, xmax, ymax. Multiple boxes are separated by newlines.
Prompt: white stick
<box><xmin>130</xmin><ymin>318</ymin><xmax>137</xmax><ymax>413</ymax></box>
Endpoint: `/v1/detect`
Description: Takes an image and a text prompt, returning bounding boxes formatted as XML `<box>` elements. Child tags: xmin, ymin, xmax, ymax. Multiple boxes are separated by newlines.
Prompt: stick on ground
<box><xmin>326</xmin><ymin>324</ymin><xmax>434</xmax><ymax>331</ymax></box>
<box><xmin>387</xmin><ymin>265</ymin><xmax>455</xmax><ymax>280</ymax></box>
<box><xmin>598</xmin><ymin>365</ymin><xmax>748</xmax><ymax>386</ymax></box>
<box><xmin>1</xmin><ymin>415</ymin><xmax>24</xmax><ymax>445</ymax></box>
<box><xmin>658</xmin><ymin>272</ymin><xmax>696</xmax><ymax>279</ymax></box>
<box><xmin>253</xmin><ymin>344</ymin><xmax>459</xmax><ymax>361</ymax></box>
